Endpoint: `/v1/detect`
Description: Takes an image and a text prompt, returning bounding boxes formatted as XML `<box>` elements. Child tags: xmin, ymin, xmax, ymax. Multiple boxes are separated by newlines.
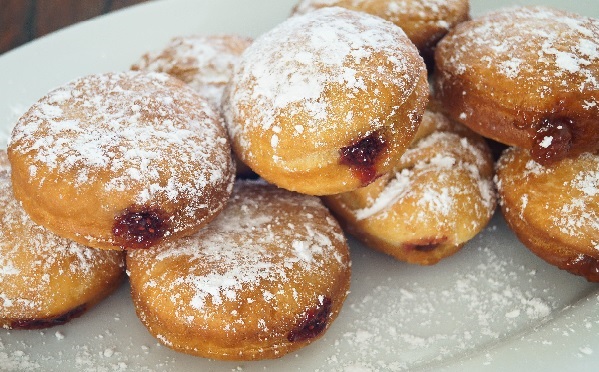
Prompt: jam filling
<box><xmin>564</xmin><ymin>254</ymin><xmax>599</xmax><ymax>282</ymax></box>
<box><xmin>113</xmin><ymin>208</ymin><xmax>167</xmax><ymax>249</ymax></box>
<box><xmin>403</xmin><ymin>237</ymin><xmax>448</xmax><ymax>252</ymax></box>
<box><xmin>11</xmin><ymin>304</ymin><xmax>87</xmax><ymax>330</ymax></box>
<box><xmin>531</xmin><ymin>117</ymin><xmax>573</xmax><ymax>165</ymax></box>
<box><xmin>287</xmin><ymin>297</ymin><xmax>332</xmax><ymax>342</ymax></box>
<box><xmin>340</xmin><ymin>132</ymin><xmax>387</xmax><ymax>186</ymax></box>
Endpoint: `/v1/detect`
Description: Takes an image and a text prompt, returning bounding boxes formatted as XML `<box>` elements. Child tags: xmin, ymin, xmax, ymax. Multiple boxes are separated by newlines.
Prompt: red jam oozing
<box><xmin>531</xmin><ymin>117</ymin><xmax>573</xmax><ymax>165</ymax></box>
<box><xmin>287</xmin><ymin>297</ymin><xmax>332</xmax><ymax>342</ymax></box>
<box><xmin>340</xmin><ymin>132</ymin><xmax>386</xmax><ymax>186</ymax></box>
<box><xmin>113</xmin><ymin>208</ymin><xmax>166</xmax><ymax>249</ymax></box>
<box><xmin>403</xmin><ymin>237</ymin><xmax>448</xmax><ymax>252</ymax></box>
<box><xmin>563</xmin><ymin>254</ymin><xmax>599</xmax><ymax>282</ymax></box>
<box><xmin>11</xmin><ymin>304</ymin><xmax>87</xmax><ymax>329</ymax></box>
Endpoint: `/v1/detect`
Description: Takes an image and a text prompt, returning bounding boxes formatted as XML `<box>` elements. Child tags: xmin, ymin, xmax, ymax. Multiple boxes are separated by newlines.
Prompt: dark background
<box><xmin>1</xmin><ymin>0</ymin><xmax>152</xmax><ymax>54</ymax></box>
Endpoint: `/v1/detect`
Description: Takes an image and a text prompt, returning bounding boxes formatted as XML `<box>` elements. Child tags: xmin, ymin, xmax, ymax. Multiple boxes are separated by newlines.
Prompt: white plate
<box><xmin>1</xmin><ymin>1</ymin><xmax>598</xmax><ymax>371</ymax></box>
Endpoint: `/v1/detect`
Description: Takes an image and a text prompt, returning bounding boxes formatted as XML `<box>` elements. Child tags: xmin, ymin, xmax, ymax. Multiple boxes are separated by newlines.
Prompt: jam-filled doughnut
<box><xmin>434</xmin><ymin>6</ymin><xmax>599</xmax><ymax>165</ymax></box>
<box><xmin>323</xmin><ymin>110</ymin><xmax>496</xmax><ymax>265</ymax></box>
<box><xmin>292</xmin><ymin>0</ymin><xmax>470</xmax><ymax>67</ymax></box>
<box><xmin>0</xmin><ymin>150</ymin><xmax>125</xmax><ymax>329</ymax></box>
<box><xmin>223</xmin><ymin>7</ymin><xmax>428</xmax><ymax>195</ymax></box>
<box><xmin>131</xmin><ymin>34</ymin><xmax>253</xmax><ymax>107</ymax></box>
<box><xmin>496</xmin><ymin>147</ymin><xmax>599</xmax><ymax>281</ymax></box>
<box><xmin>126</xmin><ymin>180</ymin><xmax>351</xmax><ymax>360</ymax></box>
<box><xmin>8</xmin><ymin>71</ymin><xmax>235</xmax><ymax>250</ymax></box>
<box><xmin>132</xmin><ymin>34</ymin><xmax>255</xmax><ymax>178</ymax></box>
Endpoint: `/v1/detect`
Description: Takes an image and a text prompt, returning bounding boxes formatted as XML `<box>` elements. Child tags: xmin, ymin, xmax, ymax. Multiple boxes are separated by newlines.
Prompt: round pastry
<box><xmin>433</xmin><ymin>6</ymin><xmax>599</xmax><ymax>165</ymax></box>
<box><xmin>131</xmin><ymin>34</ymin><xmax>253</xmax><ymax>107</ymax></box>
<box><xmin>0</xmin><ymin>150</ymin><xmax>125</xmax><ymax>329</ymax></box>
<box><xmin>131</xmin><ymin>34</ymin><xmax>256</xmax><ymax>178</ymax></box>
<box><xmin>223</xmin><ymin>7</ymin><xmax>429</xmax><ymax>195</ymax></box>
<box><xmin>496</xmin><ymin>147</ymin><xmax>599</xmax><ymax>281</ymax></box>
<box><xmin>292</xmin><ymin>0</ymin><xmax>470</xmax><ymax>67</ymax></box>
<box><xmin>8</xmin><ymin>71</ymin><xmax>235</xmax><ymax>250</ymax></box>
<box><xmin>323</xmin><ymin>110</ymin><xmax>496</xmax><ymax>265</ymax></box>
<box><xmin>126</xmin><ymin>180</ymin><xmax>351</xmax><ymax>360</ymax></box>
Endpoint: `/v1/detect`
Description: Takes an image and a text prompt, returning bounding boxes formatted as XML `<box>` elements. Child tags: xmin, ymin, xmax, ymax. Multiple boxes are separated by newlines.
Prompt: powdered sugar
<box><xmin>438</xmin><ymin>6</ymin><xmax>599</xmax><ymax>111</ymax></box>
<box><xmin>2</xmin><ymin>1</ymin><xmax>599</xmax><ymax>370</ymax></box>
<box><xmin>2</xmin><ymin>209</ymin><xmax>598</xmax><ymax>370</ymax></box>
<box><xmin>315</xmin><ymin>230</ymin><xmax>568</xmax><ymax>371</ymax></box>
<box><xmin>0</xmin><ymin>348</ymin><xmax>40</xmax><ymax>371</ymax></box>
<box><xmin>127</xmin><ymin>180</ymin><xmax>349</xmax><ymax>344</ymax></box>
<box><xmin>538</xmin><ymin>135</ymin><xmax>553</xmax><ymax>148</ymax></box>
<box><xmin>354</xmin><ymin>169</ymin><xmax>412</xmax><ymax>220</ymax></box>
<box><xmin>0</xmin><ymin>105</ymin><xmax>26</xmax><ymax>149</ymax></box>
<box><xmin>296</xmin><ymin>0</ymin><xmax>461</xmax><ymax>17</ymax></box>
<box><xmin>353</xmin><ymin>117</ymin><xmax>495</xmax><ymax>231</ymax></box>
<box><xmin>224</xmin><ymin>7</ymin><xmax>424</xmax><ymax>158</ymax></box>
<box><xmin>9</xmin><ymin>72</ymin><xmax>231</xmax><ymax>208</ymax></box>
<box><xmin>293</xmin><ymin>0</ymin><xmax>466</xmax><ymax>34</ymax></box>
<box><xmin>572</xmin><ymin>165</ymin><xmax>599</xmax><ymax>197</ymax></box>
<box><xmin>0</xmin><ymin>151</ymin><xmax>125</xmax><ymax>322</ymax></box>
<box><xmin>132</xmin><ymin>35</ymin><xmax>253</xmax><ymax>106</ymax></box>
<box><xmin>497</xmin><ymin>149</ymin><xmax>599</xmax><ymax>245</ymax></box>
<box><xmin>8</xmin><ymin>72</ymin><xmax>235</xmax><ymax>247</ymax></box>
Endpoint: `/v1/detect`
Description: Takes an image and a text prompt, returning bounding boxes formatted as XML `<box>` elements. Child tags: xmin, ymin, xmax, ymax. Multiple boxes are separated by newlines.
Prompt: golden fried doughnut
<box><xmin>292</xmin><ymin>0</ymin><xmax>470</xmax><ymax>67</ymax></box>
<box><xmin>434</xmin><ymin>6</ymin><xmax>599</xmax><ymax>165</ymax></box>
<box><xmin>323</xmin><ymin>110</ymin><xmax>496</xmax><ymax>265</ymax></box>
<box><xmin>496</xmin><ymin>147</ymin><xmax>599</xmax><ymax>281</ymax></box>
<box><xmin>8</xmin><ymin>71</ymin><xmax>235</xmax><ymax>250</ymax></box>
<box><xmin>132</xmin><ymin>34</ymin><xmax>256</xmax><ymax>178</ymax></box>
<box><xmin>0</xmin><ymin>150</ymin><xmax>125</xmax><ymax>329</ymax></box>
<box><xmin>223</xmin><ymin>7</ymin><xmax>428</xmax><ymax>195</ymax></box>
<box><xmin>126</xmin><ymin>180</ymin><xmax>351</xmax><ymax>360</ymax></box>
<box><xmin>131</xmin><ymin>34</ymin><xmax>253</xmax><ymax>107</ymax></box>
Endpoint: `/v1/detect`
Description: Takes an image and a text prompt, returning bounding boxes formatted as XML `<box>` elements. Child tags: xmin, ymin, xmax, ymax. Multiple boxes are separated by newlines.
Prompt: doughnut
<box><xmin>126</xmin><ymin>180</ymin><xmax>351</xmax><ymax>360</ymax></box>
<box><xmin>496</xmin><ymin>147</ymin><xmax>599</xmax><ymax>281</ymax></box>
<box><xmin>223</xmin><ymin>7</ymin><xmax>429</xmax><ymax>195</ymax></box>
<box><xmin>132</xmin><ymin>34</ymin><xmax>255</xmax><ymax>178</ymax></box>
<box><xmin>0</xmin><ymin>150</ymin><xmax>125</xmax><ymax>329</ymax></box>
<box><xmin>323</xmin><ymin>110</ymin><xmax>496</xmax><ymax>265</ymax></box>
<box><xmin>131</xmin><ymin>34</ymin><xmax>253</xmax><ymax>107</ymax></box>
<box><xmin>433</xmin><ymin>6</ymin><xmax>599</xmax><ymax>165</ymax></box>
<box><xmin>8</xmin><ymin>71</ymin><xmax>235</xmax><ymax>250</ymax></box>
<box><xmin>292</xmin><ymin>0</ymin><xmax>470</xmax><ymax>67</ymax></box>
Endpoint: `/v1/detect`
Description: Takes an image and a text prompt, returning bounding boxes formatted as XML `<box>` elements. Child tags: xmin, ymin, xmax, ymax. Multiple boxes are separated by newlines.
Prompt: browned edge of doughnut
<box><xmin>433</xmin><ymin>63</ymin><xmax>599</xmax><ymax>165</ymax></box>
<box><xmin>326</xmin><ymin>205</ymin><xmax>465</xmax><ymax>266</ymax></box>
<box><xmin>129</xmin><ymin>273</ymin><xmax>350</xmax><ymax>360</ymax></box>
<box><xmin>1</xmin><ymin>268</ymin><xmax>126</xmax><ymax>329</ymax></box>
<box><xmin>499</xmin><ymin>202</ymin><xmax>599</xmax><ymax>282</ymax></box>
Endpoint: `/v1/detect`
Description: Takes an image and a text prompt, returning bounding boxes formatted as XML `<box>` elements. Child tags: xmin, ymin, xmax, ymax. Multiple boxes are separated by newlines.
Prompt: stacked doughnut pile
<box><xmin>1</xmin><ymin>0</ymin><xmax>597</xmax><ymax>362</ymax></box>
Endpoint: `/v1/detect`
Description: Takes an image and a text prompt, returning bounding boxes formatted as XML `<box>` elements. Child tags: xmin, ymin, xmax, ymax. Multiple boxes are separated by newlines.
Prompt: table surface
<box><xmin>0</xmin><ymin>0</ymin><xmax>151</xmax><ymax>54</ymax></box>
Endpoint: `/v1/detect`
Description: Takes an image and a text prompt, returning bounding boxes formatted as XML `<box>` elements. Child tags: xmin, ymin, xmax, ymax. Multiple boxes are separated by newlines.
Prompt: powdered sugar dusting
<box><xmin>1</xmin><ymin>104</ymin><xmax>29</xmax><ymax>148</ymax></box>
<box><xmin>318</xmin><ymin>235</ymin><xmax>562</xmax><ymax>371</ymax></box>
<box><xmin>0</xmin><ymin>347</ymin><xmax>40</xmax><ymax>371</ymax></box>
<box><xmin>353</xmin><ymin>113</ymin><xmax>496</xmax><ymax>243</ymax></box>
<box><xmin>224</xmin><ymin>7</ymin><xmax>424</xmax><ymax>158</ymax></box>
<box><xmin>553</xmin><ymin>158</ymin><xmax>599</xmax><ymax>237</ymax></box>
<box><xmin>132</xmin><ymin>35</ymin><xmax>253</xmax><ymax>106</ymax></box>
<box><xmin>572</xmin><ymin>165</ymin><xmax>599</xmax><ymax>197</ymax></box>
<box><xmin>293</xmin><ymin>0</ymin><xmax>466</xmax><ymax>36</ymax></box>
<box><xmin>497</xmin><ymin>149</ymin><xmax>599</xmax><ymax>246</ymax></box>
<box><xmin>438</xmin><ymin>6</ymin><xmax>599</xmax><ymax>109</ymax></box>
<box><xmin>355</xmin><ymin>169</ymin><xmax>412</xmax><ymax>220</ymax></box>
<box><xmin>8</xmin><ymin>71</ymin><xmax>234</xmax><ymax>240</ymax></box>
<box><xmin>0</xmin><ymin>151</ymin><xmax>125</xmax><ymax>320</ymax></box>
<box><xmin>127</xmin><ymin>180</ymin><xmax>349</xmax><ymax>339</ymax></box>
<box><xmin>295</xmin><ymin>0</ymin><xmax>462</xmax><ymax>18</ymax></box>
